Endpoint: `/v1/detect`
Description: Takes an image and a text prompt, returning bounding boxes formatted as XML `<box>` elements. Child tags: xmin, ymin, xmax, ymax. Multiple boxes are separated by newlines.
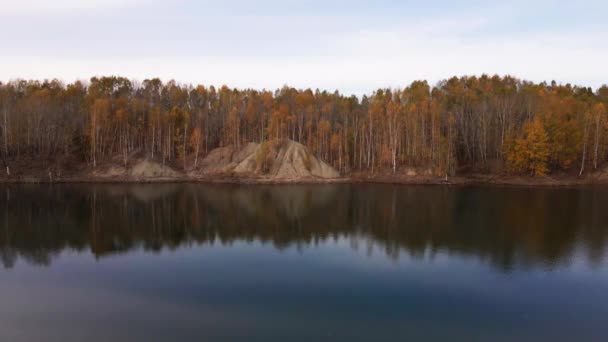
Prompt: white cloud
<box><xmin>0</xmin><ymin>3</ymin><xmax>606</xmax><ymax>95</ymax></box>
<box><xmin>2</xmin><ymin>32</ymin><xmax>607</xmax><ymax>98</ymax></box>
<box><xmin>0</xmin><ymin>0</ymin><xmax>152</xmax><ymax>14</ymax></box>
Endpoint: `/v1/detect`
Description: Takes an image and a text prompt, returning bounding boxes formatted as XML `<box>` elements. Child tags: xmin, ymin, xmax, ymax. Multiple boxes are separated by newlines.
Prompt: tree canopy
<box><xmin>0</xmin><ymin>75</ymin><xmax>607</xmax><ymax>176</ymax></box>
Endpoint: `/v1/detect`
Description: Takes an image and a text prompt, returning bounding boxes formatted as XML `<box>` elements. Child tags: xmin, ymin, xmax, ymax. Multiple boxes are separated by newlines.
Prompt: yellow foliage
<box><xmin>506</xmin><ymin>119</ymin><xmax>550</xmax><ymax>176</ymax></box>
<box><xmin>189</xmin><ymin>127</ymin><xmax>202</xmax><ymax>151</ymax></box>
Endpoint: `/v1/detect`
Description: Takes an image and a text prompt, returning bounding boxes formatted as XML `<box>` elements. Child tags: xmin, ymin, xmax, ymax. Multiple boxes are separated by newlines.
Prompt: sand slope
<box><xmin>196</xmin><ymin>139</ymin><xmax>339</xmax><ymax>179</ymax></box>
<box><xmin>92</xmin><ymin>158</ymin><xmax>182</xmax><ymax>179</ymax></box>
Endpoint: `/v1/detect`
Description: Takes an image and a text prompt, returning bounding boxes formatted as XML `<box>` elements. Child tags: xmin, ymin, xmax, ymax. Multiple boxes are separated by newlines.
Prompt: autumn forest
<box><xmin>1</xmin><ymin>75</ymin><xmax>607</xmax><ymax>177</ymax></box>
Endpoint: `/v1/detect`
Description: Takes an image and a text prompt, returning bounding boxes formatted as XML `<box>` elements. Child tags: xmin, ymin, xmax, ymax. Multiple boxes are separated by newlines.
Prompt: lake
<box><xmin>0</xmin><ymin>184</ymin><xmax>607</xmax><ymax>341</ymax></box>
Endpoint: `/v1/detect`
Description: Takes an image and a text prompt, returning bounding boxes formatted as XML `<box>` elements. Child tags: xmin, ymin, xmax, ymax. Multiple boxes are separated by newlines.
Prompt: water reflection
<box><xmin>1</xmin><ymin>184</ymin><xmax>607</xmax><ymax>271</ymax></box>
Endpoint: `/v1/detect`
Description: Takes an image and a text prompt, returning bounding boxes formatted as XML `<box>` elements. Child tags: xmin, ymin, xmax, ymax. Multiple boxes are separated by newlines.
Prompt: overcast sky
<box><xmin>0</xmin><ymin>0</ymin><xmax>606</xmax><ymax>95</ymax></box>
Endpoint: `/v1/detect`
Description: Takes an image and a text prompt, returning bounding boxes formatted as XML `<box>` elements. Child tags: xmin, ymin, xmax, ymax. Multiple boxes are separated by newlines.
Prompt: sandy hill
<box><xmin>195</xmin><ymin>139</ymin><xmax>339</xmax><ymax>180</ymax></box>
<box><xmin>92</xmin><ymin>158</ymin><xmax>183</xmax><ymax>179</ymax></box>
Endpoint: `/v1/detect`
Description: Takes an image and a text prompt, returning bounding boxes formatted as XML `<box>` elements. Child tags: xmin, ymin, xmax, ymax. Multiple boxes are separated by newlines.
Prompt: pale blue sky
<box><xmin>0</xmin><ymin>0</ymin><xmax>606</xmax><ymax>95</ymax></box>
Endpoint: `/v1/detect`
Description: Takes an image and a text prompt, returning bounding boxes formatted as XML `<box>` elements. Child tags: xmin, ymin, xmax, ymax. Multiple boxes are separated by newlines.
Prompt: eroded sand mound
<box><xmin>196</xmin><ymin>139</ymin><xmax>339</xmax><ymax>179</ymax></box>
<box><xmin>198</xmin><ymin>142</ymin><xmax>260</xmax><ymax>174</ymax></box>
<box><xmin>268</xmin><ymin>140</ymin><xmax>339</xmax><ymax>179</ymax></box>
<box><xmin>92</xmin><ymin>159</ymin><xmax>182</xmax><ymax>178</ymax></box>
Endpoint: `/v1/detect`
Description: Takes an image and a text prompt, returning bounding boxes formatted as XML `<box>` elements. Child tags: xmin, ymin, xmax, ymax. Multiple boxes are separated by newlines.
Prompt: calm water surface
<box><xmin>1</xmin><ymin>184</ymin><xmax>607</xmax><ymax>341</ymax></box>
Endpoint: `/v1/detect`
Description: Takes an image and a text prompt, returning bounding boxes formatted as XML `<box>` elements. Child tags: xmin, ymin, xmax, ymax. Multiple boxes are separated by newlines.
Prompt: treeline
<box><xmin>0</xmin><ymin>75</ymin><xmax>607</xmax><ymax>176</ymax></box>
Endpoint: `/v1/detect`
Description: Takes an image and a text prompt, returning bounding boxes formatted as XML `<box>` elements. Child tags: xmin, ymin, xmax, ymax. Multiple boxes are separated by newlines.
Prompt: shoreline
<box><xmin>1</xmin><ymin>174</ymin><xmax>607</xmax><ymax>188</ymax></box>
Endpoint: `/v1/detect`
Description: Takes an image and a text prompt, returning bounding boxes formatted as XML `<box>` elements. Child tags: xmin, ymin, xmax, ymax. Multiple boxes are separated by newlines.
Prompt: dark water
<box><xmin>1</xmin><ymin>184</ymin><xmax>607</xmax><ymax>341</ymax></box>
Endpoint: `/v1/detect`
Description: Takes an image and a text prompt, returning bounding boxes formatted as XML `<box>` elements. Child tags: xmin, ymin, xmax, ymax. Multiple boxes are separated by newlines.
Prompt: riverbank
<box><xmin>351</xmin><ymin>174</ymin><xmax>608</xmax><ymax>187</ymax></box>
<box><xmin>3</xmin><ymin>137</ymin><xmax>608</xmax><ymax>187</ymax></box>
<box><xmin>1</xmin><ymin>173</ymin><xmax>607</xmax><ymax>187</ymax></box>
<box><xmin>2</xmin><ymin>153</ymin><xmax>607</xmax><ymax>187</ymax></box>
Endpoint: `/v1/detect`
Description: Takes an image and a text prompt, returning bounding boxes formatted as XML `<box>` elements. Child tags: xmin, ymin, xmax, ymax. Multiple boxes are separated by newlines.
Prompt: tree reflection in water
<box><xmin>1</xmin><ymin>184</ymin><xmax>607</xmax><ymax>271</ymax></box>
